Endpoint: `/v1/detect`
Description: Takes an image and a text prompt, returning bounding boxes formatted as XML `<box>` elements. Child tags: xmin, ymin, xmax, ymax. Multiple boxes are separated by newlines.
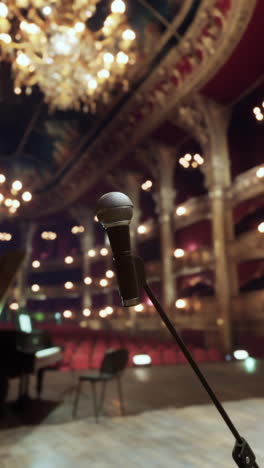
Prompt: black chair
<box><xmin>72</xmin><ymin>348</ymin><xmax>129</xmax><ymax>422</ymax></box>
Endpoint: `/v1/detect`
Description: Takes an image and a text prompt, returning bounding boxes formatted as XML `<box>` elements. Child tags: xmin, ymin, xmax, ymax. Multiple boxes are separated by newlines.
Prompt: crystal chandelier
<box><xmin>0</xmin><ymin>0</ymin><xmax>137</xmax><ymax>111</ymax></box>
<box><xmin>0</xmin><ymin>174</ymin><xmax>32</xmax><ymax>215</ymax></box>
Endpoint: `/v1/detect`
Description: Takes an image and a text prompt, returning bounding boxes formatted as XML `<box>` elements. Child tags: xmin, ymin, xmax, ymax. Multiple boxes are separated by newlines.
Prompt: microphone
<box><xmin>96</xmin><ymin>192</ymin><xmax>140</xmax><ymax>307</ymax></box>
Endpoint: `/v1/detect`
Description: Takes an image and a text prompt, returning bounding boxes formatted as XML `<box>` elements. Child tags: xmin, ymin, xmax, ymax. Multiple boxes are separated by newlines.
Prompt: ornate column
<box><xmin>14</xmin><ymin>221</ymin><xmax>36</xmax><ymax>309</ymax></box>
<box><xmin>153</xmin><ymin>143</ymin><xmax>177</xmax><ymax>317</ymax></box>
<box><xmin>202</xmin><ymin>100</ymin><xmax>239</xmax><ymax>353</ymax></box>
<box><xmin>73</xmin><ymin>207</ymin><xmax>95</xmax><ymax>312</ymax></box>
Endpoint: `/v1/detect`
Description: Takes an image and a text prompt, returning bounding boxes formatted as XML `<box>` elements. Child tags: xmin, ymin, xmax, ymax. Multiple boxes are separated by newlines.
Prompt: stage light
<box><xmin>244</xmin><ymin>357</ymin><xmax>257</xmax><ymax>373</ymax></box>
<box><xmin>133</xmin><ymin>354</ymin><xmax>152</xmax><ymax>366</ymax></box>
<box><xmin>233</xmin><ymin>349</ymin><xmax>249</xmax><ymax>360</ymax></box>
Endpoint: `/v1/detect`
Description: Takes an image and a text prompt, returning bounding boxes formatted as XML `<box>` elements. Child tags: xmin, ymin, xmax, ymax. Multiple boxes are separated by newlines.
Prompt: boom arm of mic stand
<box><xmin>134</xmin><ymin>255</ymin><xmax>259</xmax><ymax>468</ymax></box>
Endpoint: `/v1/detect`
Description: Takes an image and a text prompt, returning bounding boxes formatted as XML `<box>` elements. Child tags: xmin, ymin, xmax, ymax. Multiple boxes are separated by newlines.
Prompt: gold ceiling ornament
<box><xmin>0</xmin><ymin>174</ymin><xmax>32</xmax><ymax>216</ymax></box>
<box><xmin>0</xmin><ymin>0</ymin><xmax>137</xmax><ymax>111</ymax></box>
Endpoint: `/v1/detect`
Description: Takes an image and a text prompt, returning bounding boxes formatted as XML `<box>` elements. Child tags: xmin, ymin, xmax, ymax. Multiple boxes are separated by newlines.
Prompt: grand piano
<box><xmin>0</xmin><ymin>250</ymin><xmax>63</xmax><ymax>404</ymax></box>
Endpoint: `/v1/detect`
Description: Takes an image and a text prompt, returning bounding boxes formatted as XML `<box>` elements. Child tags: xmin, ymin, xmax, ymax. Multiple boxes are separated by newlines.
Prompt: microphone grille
<box><xmin>96</xmin><ymin>192</ymin><xmax>133</xmax><ymax>228</ymax></box>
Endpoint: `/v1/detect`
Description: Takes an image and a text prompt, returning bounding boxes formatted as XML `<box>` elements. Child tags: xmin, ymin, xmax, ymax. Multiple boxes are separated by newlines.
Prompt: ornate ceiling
<box><xmin>0</xmin><ymin>0</ymin><xmax>262</xmax><ymax>219</ymax></box>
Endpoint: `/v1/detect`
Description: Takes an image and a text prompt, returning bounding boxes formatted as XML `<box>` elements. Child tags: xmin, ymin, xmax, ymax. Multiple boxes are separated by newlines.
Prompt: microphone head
<box><xmin>96</xmin><ymin>192</ymin><xmax>133</xmax><ymax>228</ymax></box>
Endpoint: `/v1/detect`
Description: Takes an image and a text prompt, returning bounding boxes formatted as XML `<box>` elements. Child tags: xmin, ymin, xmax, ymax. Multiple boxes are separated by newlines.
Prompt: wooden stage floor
<box><xmin>1</xmin><ymin>361</ymin><xmax>264</xmax><ymax>467</ymax></box>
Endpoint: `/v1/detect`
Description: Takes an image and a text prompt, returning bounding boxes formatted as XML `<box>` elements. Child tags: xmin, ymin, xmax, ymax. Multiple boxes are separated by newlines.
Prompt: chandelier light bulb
<box><xmin>98</xmin><ymin>69</ymin><xmax>110</xmax><ymax>79</ymax></box>
<box><xmin>0</xmin><ymin>3</ymin><xmax>8</xmax><ymax>18</ymax></box>
<box><xmin>103</xmin><ymin>52</ymin><xmax>114</xmax><ymax>64</ymax></box>
<box><xmin>14</xmin><ymin>87</ymin><xmax>22</xmax><ymax>95</ymax></box>
<box><xmin>253</xmin><ymin>107</ymin><xmax>261</xmax><ymax>115</ymax></box>
<box><xmin>31</xmin><ymin>284</ymin><xmax>40</xmax><ymax>292</ymax></box>
<box><xmin>4</xmin><ymin>198</ymin><xmax>12</xmax><ymax>207</ymax></box>
<box><xmin>111</xmin><ymin>0</ymin><xmax>126</xmax><ymax>14</ymax></box>
<box><xmin>32</xmin><ymin>260</ymin><xmax>40</xmax><ymax>268</ymax></box>
<box><xmin>0</xmin><ymin>33</ymin><xmax>11</xmax><ymax>43</ymax></box>
<box><xmin>16</xmin><ymin>53</ymin><xmax>31</xmax><ymax>67</ymax></box>
<box><xmin>122</xmin><ymin>29</ymin><xmax>136</xmax><ymax>40</ymax></box>
<box><xmin>105</xmin><ymin>306</ymin><xmax>114</xmax><ymax>314</ymax></box>
<box><xmin>0</xmin><ymin>174</ymin><xmax>6</xmax><ymax>183</ymax></box>
<box><xmin>184</xmin><ymin>153</ymin><xmax>192</xmax><ymax>161</ymax></box>
<box><xmin>64</xmin><ymin>281</ymin><xmax>73</xmax><ymax>289</ymax></box>
<box><xmin>88</xmin><ymin>78</ymin><xmax>97</xmax><ymax>90</ymax></box>
<box><xmin>12</xmin><ymin>199</ymin><xmax>20</xmax><ymax>208</ymax></box>
<box><xmin>74</xmin><ymin>22</ymin><xmax>85</xmax><ymax>33</ymax></box>
<box><xmin>256</xmin><ymin>113</ymin><xmax>263</xmax><ymax>121</ymax></box>
<box><xmin>117</xmin><ymin>51</ymin><xmax>129</xmax><ymax>64</ymax></box>
<box><xmin>42</xmin><ymin>6</ymin><xmax>52</xmax><ymax>15</ymax></box>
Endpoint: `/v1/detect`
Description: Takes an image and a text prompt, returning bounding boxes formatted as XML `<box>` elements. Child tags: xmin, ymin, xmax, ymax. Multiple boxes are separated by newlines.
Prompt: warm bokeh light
<box><xmin>94</xmin><ymin>215</ymin><xmax>99</xmax><ymax>222</ymax></box>
<box><xmin>9</xmin><ymin>302</ymin><xmax>19</xmax><ymax>310</ymax></box>
<box><xmin>137</xmin><ymin>225</ymin><xmax>147</xmax><ymax>234</ymax></box>
<box><xmin>0</xmin><ymin>232</ymin><xmax>12</xmax><ymax>241</ymax></box>
<box><xmin>31</xmin><ymin>284</ymin><xmax>40</xmax><ymax>292</ymax></box>
<box><xmin>83</xmin><ymin>308</ymin><xmax>91</xmax><ymax>317</ymax></box>
<box><xmin>63</xmin><ymin>310</ymin><xmax>72</xmax><ymax>318</ymax></box>
<box><xmin>100</xmin><ymin>247</ymin><xmax>109</xmax><ymax>256</ymax></box>
<box><xmin>64</xmin><ymin>281</ymin><xmax>73</xmax><ymax>290</ymax></box>
<box><xmin>134</xmin><ymin>303</ymin><xmax>144</xmax><ymax>312</ymax></box>
<box><xmin>71</xmin><ymin>225</ymin><xmax>85</xmax><ymax>234</ymax></box>
<box><xmin>106</xmin><ymin>269</ymin><xmax>114</xmax><ymax>278</ymax></box>
<box><xmin>233</xmin><ymin>349</ymin><xmax>249</xmax><ymax>360</ymax></box>
<box><xmin>0</xmin><ymin>174</ymin><xmax>6</xmax><ymax>183</ymax></box>
<box><xmin>99</xmin><ymin>309</ymin><xmax>108</xmax><ymax>318</ymax></box>
<box><xmin>176</xmin><ymin>206</ymin><xmax>186</xmax><ymax>216</ymax></box>
<box><xmin>105</xmin><ymin>306</ymin><xmax>114</xmax><ymax>315</ymax></box>
<box><xmin>84</xmin><ymin>276</ymin><xmax>92</xmax><ymax>285</ymax></box>
<box><xmin>100</xmin><ymin>278</ymin><xmax>108</xmax><ymax>287</ymax></box>
<box><xmin>41</xmin><ymin>231</ymin><xmax>57</xmax><ymax>240</ymax></box>
<box><xmin>12</xmin><ymin>180</ymin><xmax>22</xmax><ymax>191</ymax></box>
<box><xmin>174</xmin><ymin>248</ymin><xmax>185</xmax><ymax>258</ymax></box>
<box><xmin>175</xmin><ymin>299</ymin><xmax>187</xmax><ymax>309</ymax></box>
<box><xmin>32</xmin><ymin>260</ymin><xmax>40</xmax><ymax>268</ymax></box>
<box><xmin>141</xmin><ymin>180</ymin><xmax>153</xmax><ymax>191</ymax></box>
<box><xmin>111</xmin><ymin>0</ymin><xmax>126</xmax><ymax>14</ymax></box>
<box><xmin>65</xmin><ymin>256</ymin><xmax>74</xmax><ymax>264</ymax></box>
<box><xmin>256</xmin><ymin>167</ymin><xmax>264</xmax><ymax>178</ymax></box>
<box><xmin>258</xmin><ymin>222</ymin><xmax>264</xmax><ymax>233</ymax></box>
<box><xmin>22</xmin><ymin>191</ymin><xmax>32</xmax><ymax>202</ymax></box>
<box><xmin>88</xmin><ymin>249</ymin><xmax>96</xmax><ymax>257</ymax></box>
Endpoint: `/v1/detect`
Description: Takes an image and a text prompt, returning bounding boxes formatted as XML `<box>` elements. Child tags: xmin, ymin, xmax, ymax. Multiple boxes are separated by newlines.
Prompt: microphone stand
<box><xmin>133</xmin><ymin>255</ymin><xmax>259</xmax><ymax>468</ymax></box>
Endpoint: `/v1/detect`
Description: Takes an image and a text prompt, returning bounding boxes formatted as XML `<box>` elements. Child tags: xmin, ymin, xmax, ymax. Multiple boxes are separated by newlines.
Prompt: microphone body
<box><xmin>96</xmin><ymin>192</ymin><xmax>140</xmax><ymax>307</ymax></box>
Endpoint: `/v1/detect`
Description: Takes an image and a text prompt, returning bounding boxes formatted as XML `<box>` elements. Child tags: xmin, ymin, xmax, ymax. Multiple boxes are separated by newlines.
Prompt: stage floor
<box><xmin>1</xmin><ymin>361</ymin><xmax>264</xmax><ymax>467</ymax></box>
